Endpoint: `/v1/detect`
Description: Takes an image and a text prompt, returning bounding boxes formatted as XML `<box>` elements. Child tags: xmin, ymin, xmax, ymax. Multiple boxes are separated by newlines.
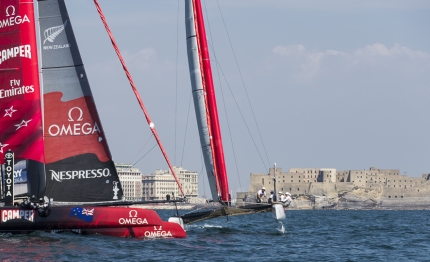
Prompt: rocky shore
<box><xmin>237</xmin><ymin>186</ymin><xmax>430</xmax><ymax>210</ymax></box>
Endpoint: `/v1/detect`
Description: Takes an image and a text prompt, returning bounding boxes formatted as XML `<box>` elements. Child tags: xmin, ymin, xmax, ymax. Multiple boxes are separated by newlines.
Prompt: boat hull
<box><xmin>0</xmin><ymin>206</ymin><xmax>186</xmax><ymax>238</ymax></box>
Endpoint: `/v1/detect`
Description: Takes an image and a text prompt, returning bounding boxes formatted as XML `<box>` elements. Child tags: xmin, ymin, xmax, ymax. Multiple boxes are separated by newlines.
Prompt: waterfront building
<box><xmin>142</xmin><ymin>166</ymin><xmax>199</xmax><ymax>203</ymax></box>
<box><xmin>248</xmin><ymin>166</ymin><xmax>429</xmax><ymax>197</ymax></box>
<box><xmin>115</xmin><ymin>163</ymin><xmax>143</xmax><ymax>201</ymax></box>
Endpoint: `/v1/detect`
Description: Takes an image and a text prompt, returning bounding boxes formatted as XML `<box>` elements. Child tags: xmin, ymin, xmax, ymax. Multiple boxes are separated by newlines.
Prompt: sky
<box><xmin>41</xmin><ymin>0</ymin><xmax>430</xmax><ymax>198</ymax></box>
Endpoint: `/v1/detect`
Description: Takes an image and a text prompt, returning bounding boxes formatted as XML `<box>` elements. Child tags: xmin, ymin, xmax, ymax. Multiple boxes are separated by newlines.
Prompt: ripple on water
<box><xmin>1</xmin><ymin>210</ymin><xmax>430</xmax><ymax>261</ymax></box>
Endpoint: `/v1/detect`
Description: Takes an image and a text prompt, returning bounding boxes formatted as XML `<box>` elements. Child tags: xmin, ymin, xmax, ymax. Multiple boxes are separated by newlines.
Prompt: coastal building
<box><xmin>142</xmin><ymin>166</ymin><xmax>199</xmax><ymax>203</ymax></box>
<box><xmin>248</xmin><ymin>166</ymin><xmax>430</xmax><ymax>199</ymax></box>
<box><xmin>115</xmin><ymin>163</ymin><xmax>143</xmax><ymax>201</ymax></box>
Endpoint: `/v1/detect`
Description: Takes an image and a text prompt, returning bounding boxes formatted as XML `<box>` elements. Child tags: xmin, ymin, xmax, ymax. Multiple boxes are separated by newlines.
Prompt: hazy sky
<box><xmin>44</xmin><ymin>0</ymin><xmax>430</xmax><ymax>197</ymax></box>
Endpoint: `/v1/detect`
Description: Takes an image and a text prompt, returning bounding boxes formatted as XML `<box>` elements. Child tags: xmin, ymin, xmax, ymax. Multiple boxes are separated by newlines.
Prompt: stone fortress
<box><xmin>237</xmin><ymin>167</ymin><xmax>430</xmax><ymax>209</ymax></box>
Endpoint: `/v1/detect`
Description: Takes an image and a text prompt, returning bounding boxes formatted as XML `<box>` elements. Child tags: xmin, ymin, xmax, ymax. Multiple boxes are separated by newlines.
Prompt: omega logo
<box><xmin>48</xmin><ymin>106</ymin><xmax>101</xmax><ymax>137</ymax></box>
<box><xmin>6</xmin><ymin>6</ymin><xmax>16</xmax><ymax>17</ymax></box>
<box><xmin>118</xmin><ymin>210</ymin><xmax>148</xmax><ymax>225</ymax></box>
<box><xmin>129</xmin><ymin>210</ymin><xmax>138</xmax><ymax>218</ymax></box>
<box><xmin>68</xmin><ymin>107</ymin><xmax>83</xmax><ymax>122</ymax></box>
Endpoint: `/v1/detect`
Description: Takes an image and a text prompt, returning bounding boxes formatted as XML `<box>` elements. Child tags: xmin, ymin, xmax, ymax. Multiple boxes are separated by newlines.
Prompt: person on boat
<box><xmin>283</xmin><ymin>192</ymin><xmax>292</xmax><ymax>207</ymax></box>
<box><xmin>20</xmin><ymin>196</ymin><xmax>33</xmax><ymax>209</ymax></box>
<box><xmin>36</xmin><ymin>198</ymin><xmax>50</xmax><ymax>217</ymax></box>
<box><xmin>279</xmin><ymin>191</ymin><xmax>285</xmax><ymax>202</ymax></box>
<box><xmin>268</xmin><ymin>190</ymin><xmax>275</xmax><ymax>204</ymax></box>
<box><xmin>256</xmin><ymin>187</ymin><xmax>266</xmax><ymax>203</ymax></box>
<box><xmin>28</xmin><ymin>195</ymin><xmax>37</xmax><ymax>209</ymax></box>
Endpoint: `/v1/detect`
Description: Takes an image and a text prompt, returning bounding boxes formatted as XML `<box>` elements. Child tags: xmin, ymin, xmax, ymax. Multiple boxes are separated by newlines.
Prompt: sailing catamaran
<box><xmin>0</xmin><ymin>0</ymin><xmax>277</xmax><ymax>236</ymax></box>
<box><xmin>0</xmin><ymin>0</ymin><xmax>185</xmax><ymax>238</ymax></box>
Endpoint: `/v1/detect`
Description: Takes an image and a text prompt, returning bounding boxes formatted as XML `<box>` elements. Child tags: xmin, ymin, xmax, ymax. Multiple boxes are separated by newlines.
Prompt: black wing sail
<box><xmin>37</xmin><ymin>0</ymin><xmax>123</xmax><ymax>202</ymax></box>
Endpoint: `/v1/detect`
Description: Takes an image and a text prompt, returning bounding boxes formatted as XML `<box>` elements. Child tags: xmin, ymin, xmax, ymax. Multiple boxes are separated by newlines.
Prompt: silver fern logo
<box><xmin>43</xmin><ymin>20</ymin><xmax>68</xmax><ymax>44</ymax></box>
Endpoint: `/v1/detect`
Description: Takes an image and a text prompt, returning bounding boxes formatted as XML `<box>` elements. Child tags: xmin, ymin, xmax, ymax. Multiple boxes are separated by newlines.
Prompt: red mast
<box><xmin>192</xmin><ymin>0</ymin><xmax>230</xmax><ymax>203</ymax></box>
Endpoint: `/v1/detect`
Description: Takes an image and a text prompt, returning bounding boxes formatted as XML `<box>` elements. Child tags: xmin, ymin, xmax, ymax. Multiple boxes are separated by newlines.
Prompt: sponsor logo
<box><xmin>1</xmin><ymin>210</ymin><xmax>35</xmax><ymax>223</ymax></box>
<box><xmin>12</xmin><ymin>160</ymin><xmax>28</xmax><ymax>184</ymax></box>
<box><xmin>144</xmin><ymin>226</ymin><xmax>172</xmax><ymax>238</ymax></box>
<box><xmin>4</xmin><ymin>105</ymin><xmax>17</xmax><ymax>117</ymax></box>
<box><xmin>4</xmin><ymin>152</ymin><xmax>13</xmax><ymax>197</ymax></box>
<box><xmin>70</xmin><ymin>207</ymin><xmax>94</xmax><ymax>222</ymax></box>
<box><xmin>0</xmin><ymin>45</ymin><xmax>31</xmax><ymax>65</ymax></box>
<box><xmin>0</xmin><ymin>5</ymin><xmax>30</xmax><ymax>29</ymax></box>
<box><xmin>50</xmin><ymin>168</ymin><xmax>111</xmax><ymax>182</ymax></box>
<box><xmin>0</xmin><ymin>86</ymin><xmax>34</xmax><ymax>99</ymax></box>
<box><xmin>6</xmin><ymin>5</ymin><xmax>15</xmax><ymax>16</ymax></box>
<box><xmin>48</xmin><ymin>107</ymin><xmax>101</xmax><ymax>137</ymax></box>
<box><xmin>113</xmin><ymin>181</ymin><xmax>119</xmax><ymax>200</ymax></box>
<box><xmin>4</xmin><ymin>152</ymin><xmax>13</xmax><ymax>158</ymax></box>
<box><xmin>0</xmin><ymin>80</ymin><xmax>35</xmax><ymax>100</ymax></box>
<box><xmin>118</xmin><ymin>210</ymin><xmax>148</xmax><ymax>225</ymax></box>
<box><xmin>144</xmin><ymin>230</ymin><xmax>173</xmax><ymax>238</ymax></box>
<box><xmin>43</xmin><ymin>20</ymin><xmax>70</xmax><ymax>50</ymax></box>
<box><xmin>14</xmin><ymin>169</ymin><xmax>26</xmax><ymax>184</ymax></box>
<box><xmin>0</xmin><ymin>143</ymin><xmax>8</xmax><ymax>154</ymax></box>
<box><xmin>13</xmin><ymin>169</ymin><xmax>22</xmax><ymax>179</ymax></box>
<box><xmin>14</xmin><ymin>119</ymin><xmax>32</xmax><ymax>130</ymax></box>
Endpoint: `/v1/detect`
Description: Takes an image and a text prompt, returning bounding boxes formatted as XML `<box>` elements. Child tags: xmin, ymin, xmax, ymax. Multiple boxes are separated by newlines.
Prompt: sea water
<box><xmin>0</xmin><ymin>210</ymin><xmax>429</xmax><ymax>261</ymax></box>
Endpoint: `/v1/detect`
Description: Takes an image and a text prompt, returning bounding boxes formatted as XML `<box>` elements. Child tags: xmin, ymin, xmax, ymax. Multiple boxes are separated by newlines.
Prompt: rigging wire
<box><xmin>93</xmin><ymin>0</ymin><xmax>185</xmax><ymax>197</ymax></box>
<box><xmin>210</xmin><ymin>52</ymin><xmax>268</xmax><ymax>172</ymax></box>
<box><xmin>180</xmin><ymin>93</ymin><xmax>193</xmax><ymax>167</ymax></box>
<box><xmin>132</xmin><ymin>143</ymin><xmax>158</xmax><ymax>167</ymax></box>
<box><xmin>174</xmin><ymin>0</ymin><xmax>180</xmax><ymax>164</ymax></box>
<box><xmin>215</xmin><ymin>0</ymin><xmax>271</xmax><ymax>169</ymax></box>
<box><xmin>128</xmin><ymin>134</ymin><xmax>154</xmax><ymax>166</ymax></box>
<box><xmin>203</xmin><ymin>1</ymin><xmax>242</xmax><ymax>191</ymax></box>
<box><xmin>200</xmin><ymin>148</ymin><xmax>206</xmax><ymax>198</ymax></box>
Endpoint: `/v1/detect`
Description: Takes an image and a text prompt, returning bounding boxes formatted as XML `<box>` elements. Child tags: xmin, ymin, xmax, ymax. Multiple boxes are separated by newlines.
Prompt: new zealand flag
<box><xmin>69</xmin><ymin>207</ymin><xmax>94</xmax><ymax>222</ymax></box>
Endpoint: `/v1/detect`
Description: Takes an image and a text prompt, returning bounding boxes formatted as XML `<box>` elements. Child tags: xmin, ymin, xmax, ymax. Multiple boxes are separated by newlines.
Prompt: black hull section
<box><xmin>180</xmin><ymin>204</ymin><xmax>272</xmax><ymax>224</ymax></box>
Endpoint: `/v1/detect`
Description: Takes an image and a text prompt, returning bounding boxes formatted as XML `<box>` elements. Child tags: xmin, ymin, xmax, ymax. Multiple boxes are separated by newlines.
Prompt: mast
<box><xmin>185</xmin><ymin>0</ymin><xmax>230</xmax><ymax>203</ymax></box>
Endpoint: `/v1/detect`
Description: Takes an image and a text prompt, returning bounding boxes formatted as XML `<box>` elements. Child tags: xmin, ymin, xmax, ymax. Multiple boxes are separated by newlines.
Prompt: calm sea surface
<box><xmin>0</xmin><ymin>210</ymin><xmax>429</xmax><ymax>261</ymax></box>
